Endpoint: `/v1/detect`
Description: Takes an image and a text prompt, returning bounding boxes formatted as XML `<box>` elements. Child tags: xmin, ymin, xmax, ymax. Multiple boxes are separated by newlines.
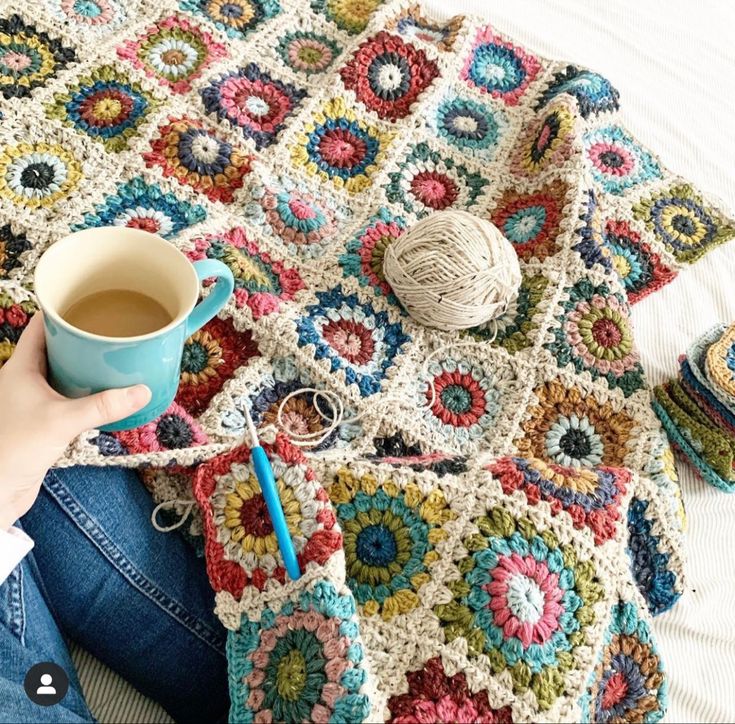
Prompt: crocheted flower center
<box><xmin>560</xmin><ymin>428</ymin><xmax>593</xmax><ymax>457</ymax></box>
<box><xmin>182</xmin><ymin>341</ymin><xmax>209</xmax><ymax>373</ymax></box>
<box><xmin>156</xmin><ymin>414</ymin><xmax>194</xmax><ymax>448</ymax></box>
<box><xmin>671</xmin><ymin>213</ymin><xmax>696</xmax><ymax>235</ymax></box>
<box><xmin>19</xmin><ymin>162</ymin><xmax>55</xmax><ymax>189</ymax></box>
<box><xmin>601</xmin><ymin>670</ymin><xmax>629</xmax><ymax>710</ymax></box>
<box><xmin>322</xmin><ymin>320</ymin><xmax>374</xmax><ymax>363</ymax></box>
<box><xmin>261</xmin><ymin>628</ymin><xmax>328</xmax><ymax>716</ymax></box>
<box><xmin>275</xmin><ymin>649</ymin><xmax>307</xmax><ymax>701</ymax></box>
<box><xmin>3</xmin><ymin>50</ymin><xmax>31</xmax><ymax>71</ymax></box>
<box><xmin>288</xmin><ymin>197</ymin><xmax>317</xmax><ymax>220</ymax></box>
<box><xmin>318</xmin><ymin>129</ymin><xmax>366</xmax><ymax>168</ymax></box>
<box><xmin>369</xmin><ymin>53</ymin><xmax>410</xmax><ymax>99</ymax></box>
<box><xmin>147</xmin><ymin>38</ymin><xmax>200</xmax><ymax>78</ymax></box>
<box><xmin>591</xmin><ymin>317</ymin><xmax>623</xmax><ymax>348</ymax></box>
<box><xmin>125</xmin><ymin>214</ymin><xmax>161</xmax><ymax>233</ymax></box>
<box><xmin>74</xmin><ymin>0</ymin><xmax>104</xmax><ymax>17</ymax></box>
<box><xmin>189</xmin><ymin>133</ymin><xmax>223</xmax><ymax>164</ymax></box>
<box><xmin>505</xmin><ymin>573</ymin><xmax>545</xmax><ymax>623</ymax></box>
<box><xmin>506</xmin><ymin>206</ymin><xmax>546</xmax><ymax>242</ymax></box>
<box><xmin>545</xmin><ymin>413</ymin><xmax>604</xmax><ymax>467</ymax></box>
<box><xmin>440</xmin><ymin>383</ymin><xmax>472</xmax><ymax>414</ymax></box>
<box><xmin>162</xmin><ymin>49</ymin><xmax>187</xmax><ymax>66</ymax></box>
<box><xmin>297</xmin><ymin>45</ymin><xmax>324</xmax><ymax>64</ymax></box>
<box><xmin>356</xmin><ymin>524</ymin><xmax>398</xmax><ymax>566</ymax></box>
<box><xmin>239</xmin><ymin>493</ymin><xmax>273</xmax><ymax>537</ymax></box>
<box><xmin>410</xmin><ymin>172</ymin><xmax>458</xmax><ymax>209</ymax></box>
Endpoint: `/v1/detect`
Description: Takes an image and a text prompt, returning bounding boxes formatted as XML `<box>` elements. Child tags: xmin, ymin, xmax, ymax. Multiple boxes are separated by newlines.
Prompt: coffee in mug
<box><xmin>62</xmin><ymin>289</ymin><xmax>173</xmax><ymax>337</ymax></box>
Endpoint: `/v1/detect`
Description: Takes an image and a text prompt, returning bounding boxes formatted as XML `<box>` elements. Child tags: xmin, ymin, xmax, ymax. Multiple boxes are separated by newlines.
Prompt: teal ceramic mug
<box><xmin>34</xmin><ymin>227</ymin><xmax>235</xmax><ymax>431</ymax></box>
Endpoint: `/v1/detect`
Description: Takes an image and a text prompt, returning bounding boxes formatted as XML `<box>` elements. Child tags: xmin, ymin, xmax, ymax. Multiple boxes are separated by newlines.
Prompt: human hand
<box><xmin>0</xmin><ymin>312</ymin><xmax>151</xmax><ymax>530</ymax></box>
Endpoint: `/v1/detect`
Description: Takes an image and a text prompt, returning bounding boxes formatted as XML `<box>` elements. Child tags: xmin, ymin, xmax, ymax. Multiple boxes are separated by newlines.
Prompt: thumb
<box><xmin>63</xmin><ymin>385</ymin><xmax>152</xmax><ymax>433</ymax></box>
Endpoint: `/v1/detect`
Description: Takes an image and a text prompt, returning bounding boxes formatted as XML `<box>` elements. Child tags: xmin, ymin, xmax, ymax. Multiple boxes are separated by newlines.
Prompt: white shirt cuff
<box><xmin>0</xmin><ymin>526</ymin><xmax>33</xmax><ymax>585</ymax></box>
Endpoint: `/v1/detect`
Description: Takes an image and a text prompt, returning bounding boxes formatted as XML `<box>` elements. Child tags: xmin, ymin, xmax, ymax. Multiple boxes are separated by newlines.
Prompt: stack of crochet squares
<box><xmin>654</xmin><ymin>323</ymin><xmax>735</xmax><ymax>492</ymax></box>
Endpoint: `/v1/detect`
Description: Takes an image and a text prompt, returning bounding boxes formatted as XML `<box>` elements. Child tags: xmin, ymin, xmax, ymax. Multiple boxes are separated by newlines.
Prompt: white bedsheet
<box><xmin>72</xmin><ymin>2</ymin><xmax>735</xmax><ymax>721</ymax></box>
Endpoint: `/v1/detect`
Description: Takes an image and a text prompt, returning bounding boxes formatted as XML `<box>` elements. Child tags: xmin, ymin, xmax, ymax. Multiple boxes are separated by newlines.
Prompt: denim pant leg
<box><xmin>20</xmin><ymin>466</ymin><xmax>229</xmax><ymax>724</ymax></box>
<box><xmin>0</xmin><ymin>543</ymin><xmax>93</xmax><ymax>723</ymax></box>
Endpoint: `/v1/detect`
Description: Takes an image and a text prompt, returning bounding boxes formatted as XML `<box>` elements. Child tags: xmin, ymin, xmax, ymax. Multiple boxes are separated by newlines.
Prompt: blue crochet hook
<box><xmin>243</xmin><ymin>406</ymin><xmax>301</xmax><ymax>581</ymax></box>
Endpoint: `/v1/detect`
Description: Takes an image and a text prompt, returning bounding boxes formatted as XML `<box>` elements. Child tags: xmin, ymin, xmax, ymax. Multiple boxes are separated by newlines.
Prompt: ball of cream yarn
<box><xmin>382</xmin><ymin>210</ymin><xmax>521</xmax><ymax>331</ymax></box>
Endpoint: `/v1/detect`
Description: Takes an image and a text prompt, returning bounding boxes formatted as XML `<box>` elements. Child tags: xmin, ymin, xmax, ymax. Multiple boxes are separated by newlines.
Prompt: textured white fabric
<box><xmin>0</xmin><ymin>526</ymin><xmax>33</xmax><ymax>586</ymax></box>
<box><xmin>72</xmin><ymin>2</ymin><xmax>735</xmax><ymax>722</ymax></box>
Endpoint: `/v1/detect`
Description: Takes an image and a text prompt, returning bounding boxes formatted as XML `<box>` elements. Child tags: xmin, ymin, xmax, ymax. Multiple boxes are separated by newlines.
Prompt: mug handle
<box><xmin>186</xmin><ymin>260</ymin><xmax>235</xmax><ymax>336</ymax></box>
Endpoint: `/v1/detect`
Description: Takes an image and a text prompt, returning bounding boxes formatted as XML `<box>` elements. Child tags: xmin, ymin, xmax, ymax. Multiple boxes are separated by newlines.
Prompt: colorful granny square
<box><xmin>71</xmin><ymin>176</ymin><xmax>206</xmax><ymax>239</ymax></box>
<box><xmin>384</xmin><ymin>141</ymin><xmax>487</xmax><ymax>217</ymax></box>
<box><xmin>490</xmin><ymin>181</ymin><xmax>568</xmax><ymax>262</ymax></box>
<box><xmin>176</xmin><ymin>315</ymin><xmax>259</xmax><ymax>417</ymax></box>
<box><xmin>192</xmin><ymin>439</ymin><xmax>342</xmax><ymax>595</ymax></box>
<box><xmin>416</xmin><ymin>351</ymin><xmax>519</xmax><ymax>451</ymax></box>
<box><xmin>339</xmin><ymin>31</ymin><xmax>440</xmax><ymax>121</ymax></box>
<box><xmin>0</xmin><ymin>14</ymin><xmax>75</xmax><ymax>99</ymax></box>
<box><xmin>634</xmin><ymin>182</ymin><xmax>735</xmax><ymax>264</ymax></box>
<box><xmin>295</xmin><ymin>285</ymin><xmax>410</xmax><ymax>397</ymax></box>
<box><xmin>604</xmin><ymin>219</ymin><xmax>677</xmax><ymax>304</ymax></box>
<box><xmin>290</xmin><ymin>97</ymin><xmax>393</xmax><ymax>194</ymax></box>
<box><xmin>185</xmin><ymin>226</ymin><xmax>304</xmax><ymax>317</ymax></box>
<box><xmin>244</xmin><ymin>173</ymin><xmax>351</xmax><ymax>258</ymax></box>
<box><xmin>144</xmin><ymin>116</ymin><xmax>252</xmax><ymax>204</ymax></box>
<box><xmin>179</xmin><ymin>0</ymin><xmax>280</xmax><ymax>39</ymax></box>
<box><xmin>490</xmin><ymin>456</ymin><xmax>629</xmax><ymax>544</ymax></box>
<box><xmin>579</xmin><ymin>599</ymin><xmax>667</xmax><ymax>722</ymax></box>
<box><xmin>275</xmin><ymin>30</ymin><xmax>341</xmax><ymax>75</ymax></box>
<box><xmin>431</xmin><ymin>93</ymin><xmax>508</xmax><ymax>160</ymax></box>
<box><xmin>117</xmin><ymin>14</ymin><xmax>226</xmax><ymax>94</ymax></box>
<box><xmin>45</xmin><ymin>0</ymin><xmax>127</xmax><ymax>32</ymax></box>
<box><xmin>311</xmin><ymin>0</ymin><xmax>383</xmax><ymax>34</ymax></box>
<box><xmin>387</xmin><ymin>4</ymin><xmax>464</xmax><ymax>52</ymax></box>
<box><xmin>201</xmin><ymin>64</ymin><xmax>306</xmax><ymax>149</ymax></box>
<box><xmin>326</xmin><ymin>466</ymin><xmax>453</xmax><ymax>619</ymax></box>
<box><xmin>227</xmin><ymin>580</ymin><xmax>372</xmax><ymax>722</ymax></box>
<box><xmin>0</xmin><ymin>291</ymin><xmax>36</xmax><ymax>368</ymax></box>
<box><xmin>0</xmin><ymin>141</ymin><xmax>82</xmax><ymax>210</ymax></box>
<box><xmin>546</xmin><ymin>277</ymin><xmax>645</xmax><ymax>397</ymax></box>
<box><xmin>434</xmin><ymin>497</ymin><xmax>606</xmax><ymax>711</ymax></box>
<box><xmin>47</xmin><ymin>65</ymin><xmax>160</xmax><ymax>152</ymax></box>
<box><xmin>536</xmin><ymin>64</ymin><xmax>620</xmax><ymax>119</ymax></box>
<box><xmin>0</xmin><ymin>223</ymin><xmax>32</xmax><ymax>279</ymax></box>
<box><xmin>584</xmin><ymin>125</ymin><xmax>661</xmax><ymax>195</ymax></box>
<box><xmin>516</xmin><ymin>379</ymin><xmax>636</xmax><ymax>469</ymax></box>
<box><xmin>461</xmin><ymin>25</ymin><xmax>541</xmax><ymax>105</ymax></box>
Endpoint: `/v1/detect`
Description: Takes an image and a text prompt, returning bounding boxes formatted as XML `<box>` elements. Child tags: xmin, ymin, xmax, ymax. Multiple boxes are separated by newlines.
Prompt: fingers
<box><xmin>63</xmin><ymin>384</ymin><xmax>152</xmax><ymax>433</ymax></box>
<box><xmin>8</xmin><ymin>312</ymin><xmax>46</xmax><ymax>373</ymax></box>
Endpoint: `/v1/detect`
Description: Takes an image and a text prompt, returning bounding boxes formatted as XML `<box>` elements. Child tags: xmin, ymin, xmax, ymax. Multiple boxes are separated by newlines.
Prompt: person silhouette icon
<box><xmin>36</xmin><ymin>674</ymin><xmax>56</xmax><ymax>696</ymax></box>
<box><xmin>24</xmin><ymin>662</ymin><xmax>69</xmax><ymax>705</ymax></box>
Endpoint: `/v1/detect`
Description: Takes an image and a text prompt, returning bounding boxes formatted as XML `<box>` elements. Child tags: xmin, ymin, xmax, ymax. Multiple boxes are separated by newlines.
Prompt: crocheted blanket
<box><xmin>2</xmin><ymin>0</ymin><xmax>734</xmax><ymax>720</ymax></box>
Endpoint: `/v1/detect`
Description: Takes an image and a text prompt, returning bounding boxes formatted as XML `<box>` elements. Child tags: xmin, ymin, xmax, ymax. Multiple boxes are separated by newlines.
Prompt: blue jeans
<box><xmin>0</xmin><ymin>466</ymin><xmax>229</xmax><ymax>723</ymax></box>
